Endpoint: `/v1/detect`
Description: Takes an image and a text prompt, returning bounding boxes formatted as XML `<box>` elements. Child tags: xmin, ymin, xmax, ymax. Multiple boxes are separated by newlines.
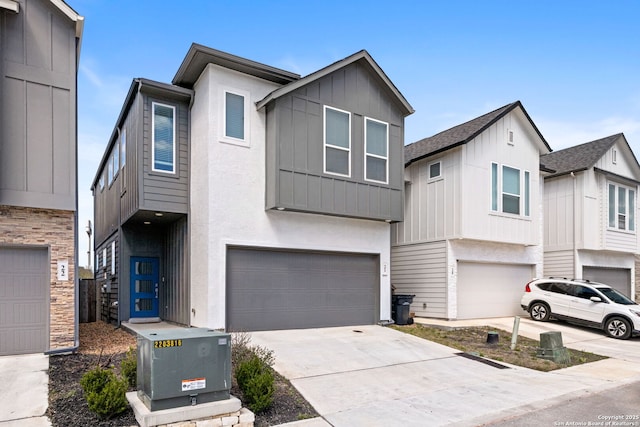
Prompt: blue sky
<box><xmin>72</xmin><ymin>0</ymin><xmax>640</xmax><ymax>266</ymax></box>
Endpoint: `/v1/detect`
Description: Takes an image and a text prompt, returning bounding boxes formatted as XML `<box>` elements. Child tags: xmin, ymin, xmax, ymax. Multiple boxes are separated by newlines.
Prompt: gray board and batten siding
<box><xmin>265</xmin><ymin>58</ymin><xmax>406</xmax><ymax>222</ymax></box>
<box><xmin>92</xmin><ymin>79</ymin><xmax>192</xmax><ymax>245</ymax></box>
<box><xmin>1</xmin><ymin>0</ymin><xmax>77</xmax><ymax>210</ymax></box>
<box><xmin>226</xmin><ymin>247</ymin><xmax>380</xmax><ymax>331</ymax></box>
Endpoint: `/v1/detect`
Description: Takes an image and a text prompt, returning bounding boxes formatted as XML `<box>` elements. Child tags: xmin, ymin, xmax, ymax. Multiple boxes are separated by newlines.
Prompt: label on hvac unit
<box><xmin>181</xmin><ymin>377</ymin><xmax>206</xmax><ymax>391</ymax></box>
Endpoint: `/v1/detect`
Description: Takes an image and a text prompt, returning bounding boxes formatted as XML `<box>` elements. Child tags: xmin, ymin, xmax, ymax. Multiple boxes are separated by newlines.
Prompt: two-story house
<box><xmin>391</xmin><ymin>101</ymin><xmax>551</xmax><ymax>320</ymax></box>
<box><xmin>92</xmin><ymin>44</ymin><xmax>413</xmax><ymax>331</ymax></box>
<box><xmin>0</xmin><ymin>0</ymin><xmax>83</xmax><ymax>355</ymax></box>
<box><xmin>541</xmin><ymin>133</ymin><xmax>640</xmax><ymax>299</ymax></box>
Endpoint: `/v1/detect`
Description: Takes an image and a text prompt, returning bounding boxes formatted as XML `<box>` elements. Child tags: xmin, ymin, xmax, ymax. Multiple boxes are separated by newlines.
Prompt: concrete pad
<box><xmin>250</xmin><ymin>325</ymin><xmax>618</xmax><ymax>427</ymax></box>
<box><xmin>0</xmin><ymin>354</ymin><xmax>49</xmax><ymax>424</ymax></box>
<box><xmin>126</xmin><ymin>392</ymin><xmax>242</xmax><ymax>427</ymax></box>
<box><xmin>273</xmin><ymin>418</ymin><xmax>332</xmax><ymax>427</ymax></box>
<box><xmin>250</xmin><ymin>325</ymin><xmax>456</xmax><ymax>379</ymax></box>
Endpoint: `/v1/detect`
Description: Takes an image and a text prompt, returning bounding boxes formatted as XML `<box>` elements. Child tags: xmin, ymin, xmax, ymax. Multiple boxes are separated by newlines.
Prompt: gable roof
<box><xmin>256</xmin><ymin>49</ymin><xmax>414</xmax><ymax>116</ymax></box>
<box><xmin>404</xmin><ymin>101</ymin><xmax>550</xmax><ymax>166</ymax></box>
<box><xmin>172</xmin><ymin>43</ymin><xmax>301</xmax><ymax>89</ymax></box>
<box><xmin>540</xmin><ymin>133</ymin><xmax>640</xmax><ymax>178</ymax></box>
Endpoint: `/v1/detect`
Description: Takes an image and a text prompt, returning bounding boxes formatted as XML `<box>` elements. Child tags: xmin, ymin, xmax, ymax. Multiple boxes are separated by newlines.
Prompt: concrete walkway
<box><xmin>251</xmin><ymin>319</ymin><xmax>640</xmax><ymax>427</ymax></box>
<box><xmin>0</xmin><ymin>354</ymin><xmax>50</xmax><ymax>427</ymax></box>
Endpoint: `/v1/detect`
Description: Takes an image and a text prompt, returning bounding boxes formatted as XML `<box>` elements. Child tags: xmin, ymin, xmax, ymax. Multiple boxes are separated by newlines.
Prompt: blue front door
<box><xmin>130</xmin><ymin>257</ymin><xmax>159</xmax><ymax>318</ymax></box>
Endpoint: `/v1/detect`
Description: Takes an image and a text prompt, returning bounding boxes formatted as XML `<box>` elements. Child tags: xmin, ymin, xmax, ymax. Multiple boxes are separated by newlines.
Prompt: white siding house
<box><xmin>541</xmin><ymin>133</ymin><xmax>640</xmax><ymax>299</ymax></box>
<box><xmin>392</xmin><ymin>101</ymin><xmax>551</xmax><ymax>319</ymax></box>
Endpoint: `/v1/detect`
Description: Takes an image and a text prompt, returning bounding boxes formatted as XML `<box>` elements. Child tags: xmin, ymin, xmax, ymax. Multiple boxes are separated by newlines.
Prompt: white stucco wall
<box><xmin>189</xmin><ymin>65</ymin><xmax>391</xmax><ymax>330</ymax></box>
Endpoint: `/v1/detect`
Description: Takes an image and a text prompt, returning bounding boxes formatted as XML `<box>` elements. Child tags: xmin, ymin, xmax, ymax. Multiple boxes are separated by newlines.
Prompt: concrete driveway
<box><xmin>249</xmin><ymin>321</ymin><xmax>640</xmax><ymax>427</ymax></box>
<box><xmin>0</xmin><ymin>354</ymin><xmax>50</xmax><ymax>427</ymax></box>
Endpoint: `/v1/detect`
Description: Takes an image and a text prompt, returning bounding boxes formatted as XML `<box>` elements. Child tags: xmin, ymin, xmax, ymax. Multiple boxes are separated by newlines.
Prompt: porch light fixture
<box><xmin>276</xmin><ymin>207</ymin><xmax>285</xmax><ymax>211</ymax></box>
<box><xmin>144</xmin><ymin>221</ymin><xmax>151</xmax><ymax>225</ymax></box>
<box><xmin>155</xmin><ymin>212</ymin><xmax>164</xmax><ymax>217</ymax></box>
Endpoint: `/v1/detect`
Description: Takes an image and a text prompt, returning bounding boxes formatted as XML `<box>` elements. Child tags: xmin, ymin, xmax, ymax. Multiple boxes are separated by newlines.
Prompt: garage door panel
<box><xmin>457</xmin><ymin>262</ymin><xmax>533</xmax><ymax>320</ymax></box>
<box><xmin>0</xmin><ymin>247</ymin><xmax>48</xmax><ymax>355</ymax></box>
<box><xmin>583</xmin><ymin>267</ymin><xmax>630</xmax><ymax>298</ymax></box>
<box><xmin>227</xmin><ymin>248</ymin><xmax>379</xmax><ymax>331</ymax></box>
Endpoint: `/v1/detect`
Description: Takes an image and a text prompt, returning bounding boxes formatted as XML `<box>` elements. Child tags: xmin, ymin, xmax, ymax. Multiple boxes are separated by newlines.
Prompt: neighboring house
<box><xmin>0</xmin><ymin>0</ymin><xmax>83</xmax><ymax>355</ymax></box>
<box><xmin>541</xmin><ymin>133</ymin><xmax>640</xmax><ymax>299</ymax></box>
<box><xmin>391</xmin><ymin>101</ymin><xmax>551</xmax><ymax>320</ymax></box>
<box><xmin>91</xmin><ymin>44</ymin><xmax>413</xmax><ymax>331</ymax></box>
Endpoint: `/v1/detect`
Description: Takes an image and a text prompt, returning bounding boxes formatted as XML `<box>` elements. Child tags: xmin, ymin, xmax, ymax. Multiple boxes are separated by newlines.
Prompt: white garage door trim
<box><xmin>457</xmin><ymin>262</ymin><xmax>533</xmax><ymax>320</ymax></box>
<box><xmin>226</xmin><ymin>247</ymin><xmax>379</xmax><ymax>331</ymax></box>
<box><xmin>0</xmin><ymin>246</ymin><xmax>49</xmax><ymax>355</ymax></box>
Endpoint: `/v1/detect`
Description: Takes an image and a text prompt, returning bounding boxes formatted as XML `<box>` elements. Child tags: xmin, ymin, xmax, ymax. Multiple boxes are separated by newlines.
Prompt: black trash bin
<box><xmin>392</xmin><ymin>294</ymin><xmax>415</xmax><ymax>325</ymax></box>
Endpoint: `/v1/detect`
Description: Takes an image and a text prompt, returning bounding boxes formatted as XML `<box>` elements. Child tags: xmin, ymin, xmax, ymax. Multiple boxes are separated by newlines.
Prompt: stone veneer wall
<box><xmin>0</xmin><ymin>205</ymin><xmax>76</xmax><ymax>351</ymax></box>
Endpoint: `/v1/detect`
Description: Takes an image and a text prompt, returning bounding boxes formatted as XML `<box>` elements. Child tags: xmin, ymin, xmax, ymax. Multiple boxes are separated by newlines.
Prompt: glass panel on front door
<box><xmin>130</xmin><ymin>257</ymin><xmax>159</xmax><ymax>318</ymax></box>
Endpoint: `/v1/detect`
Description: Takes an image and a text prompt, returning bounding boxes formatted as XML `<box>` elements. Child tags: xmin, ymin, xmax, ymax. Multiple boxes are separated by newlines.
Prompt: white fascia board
<box><xmin>50</xmin><ymin>0</ymin><xmax>84</xmax><ymax>38</ymax></box>
<box><xmin>0</xmin><ymin>0</ymin><xmax>19</xmax><ymax>13</ymax></box>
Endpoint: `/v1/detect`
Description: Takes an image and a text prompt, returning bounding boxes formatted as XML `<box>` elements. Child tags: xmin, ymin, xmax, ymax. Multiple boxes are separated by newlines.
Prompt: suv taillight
<box><xmin>525</xmin><ymin>282</ymin><xmax>532</xmax><ymax>292</ymax></box>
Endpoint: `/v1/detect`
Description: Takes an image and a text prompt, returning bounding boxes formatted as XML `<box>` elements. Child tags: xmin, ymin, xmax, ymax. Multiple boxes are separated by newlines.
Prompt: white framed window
<box><xmin>107</xmin><ymin>152</ymin><xmax>114</xmax><ymax>186</ymax></box>
<box><xmin>121</xmin><ymin>128</ymin><xmax>126</xmax><ymax>169</ymax></box>
<box><xmin>429</xmin><ymin>161</ymin><xmax>441</xmax><ymax>180</ymax></box>
<box><xmin>111</xmin><ymin>241</ymin><xmax>116</xmax><ymax>275</ymax></box>
<box><xmin>491</xmin><ymin>162</ymin><xmax>530</xmax><ymax>217</ymax></box>
<box><xmin>364</xmin><ymin>117</ymin><xmax>388</xmax><ymax>183</ymax></box>
<box><xmin>99</xmin><ymin>174</ymin><xmax>105</xmax><ymax>192</ymax></box>
<box><xmin>102</xmin><ymin>248</ymin><xmax>107</xmax><ymax>268</ymax></box>
<box><xmin>221</xmin><ymin>88</ymin><xmax>250</xmax><ymax>146</ymax></box>
<box><xmin>112</xmin><ymin>141</ymin><xmax>119</xmax><ymax>179</ymax></box>
<box><xmin>612</xmin><ymin>149</ymin><xmax>617</xmax><ymax>164</ymax></box>
<box><xmin>152</xmin><ymin>102</ymin><xmax>176</xmax><ymax>173</ymax></box>
<box><xmin>324</xmin><ymin>106</ymin><xmax>351</xmax><ymax>177</ymax></box>
<box><xmin>608</xmin><ymin>182</ymin><xmax>635</xmax><ymax>232</ymax></box>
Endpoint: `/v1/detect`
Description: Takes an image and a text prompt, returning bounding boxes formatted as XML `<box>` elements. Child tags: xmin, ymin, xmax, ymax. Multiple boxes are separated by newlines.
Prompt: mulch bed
<box><xmin>47</xmin><ymin>321</ymin><xmax>317</xmax><ymax>427</ymax></box>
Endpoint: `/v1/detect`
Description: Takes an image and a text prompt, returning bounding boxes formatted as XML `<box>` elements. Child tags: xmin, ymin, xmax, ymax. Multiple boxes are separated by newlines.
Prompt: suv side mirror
<box><xmin>589</xmin><ymin>296</ymin><xmax>602</xmax><ymax>303</ymax></box>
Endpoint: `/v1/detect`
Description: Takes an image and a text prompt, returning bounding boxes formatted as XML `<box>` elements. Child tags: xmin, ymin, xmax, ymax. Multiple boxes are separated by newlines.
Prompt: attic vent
<box><xmin>507</xmin><ymin>130</ymin><xmax>515</xmax><ymax>145</ymax></box>
<box><xmin>613</xmin><ymin>149</ymin><xmax>617</xmax><ymax>164</ymax></box>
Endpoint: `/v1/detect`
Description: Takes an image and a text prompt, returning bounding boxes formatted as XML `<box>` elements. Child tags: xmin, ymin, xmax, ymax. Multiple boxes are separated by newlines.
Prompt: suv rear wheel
<box><xmin>529</xmin><ymin>302</ymin><xmax>550</xmax><ymax>321</ymax></box>
<box><xmin>604</xmin><ymin>317</ymin><xmax>632</xmax><ymax>340</ymax></box>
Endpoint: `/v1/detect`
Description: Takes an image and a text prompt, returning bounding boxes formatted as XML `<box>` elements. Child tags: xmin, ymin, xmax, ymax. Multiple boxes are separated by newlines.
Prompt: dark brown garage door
<box><xmin>0</xmin><ymin>247</ymin><xmax>49</xmax><ymax>355</ymax></box>
<box><xmin>227</xmin><ymin>248</ymin><xmax>379</xmax><ymax>331</ymax></box>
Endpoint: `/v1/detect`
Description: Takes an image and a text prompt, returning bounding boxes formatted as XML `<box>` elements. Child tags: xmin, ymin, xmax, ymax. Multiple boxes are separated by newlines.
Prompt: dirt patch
<box><xmin>47</xmin><ymin>321</ymin><xmax>317</xmax><ymax>427</ymax></box>
<box><xmin>391</xmin><ymin>323</ymin><xmax>607</xmax><ymax>371</ymax></box>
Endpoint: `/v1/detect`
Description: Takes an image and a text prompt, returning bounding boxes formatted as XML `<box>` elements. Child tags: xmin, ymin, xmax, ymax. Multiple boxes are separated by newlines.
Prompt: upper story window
<box><xmin>107</xmin><ymin>151</ymin><xmax>114</xmax><ymax>186</ymax></box>
<box><xmin>112</xmin><ymin>141</ymin><xmax>119</xmax><ymax>178</ymax></box>
<box><xmin>324</xmin><ymin>106</ymin><xmax>351</xmax><ymax>177</ymax></box>
<box><xmin>608</xmin><ymin>182</ymin><xmax>635</xmax><ymax>232</ymax></box>
<box><xmin>225</xmin><ymin>91</ymin><xmax>244</xmax><ymax>140</ymax></box>
<box><xmin>429</xmin><ymin>161</ymin><xmax>441</xmax><ymax>180</ymax></box>
<box><xmin>152</xmin><ymin>102</ymin><xmax>176</xmax><ymax>173</ymax></box>
<box><xmin>364</xmin><ymin>117</ymin><xmax>388</xmax><ymax>183</ymax></box>
<box><xmin>120</xmin><ymin>128</ymin><xmax>126</xmax><ymax>169</ymax></box>
<box><xmin>221</xmin><ymin>89</ymin><xmax>250</xmax><ymax>146</ymax></box>
<box><xmin>99</xmin><ymin>174</ymin><xmax>105</xmax><ymax>192</ymax></box>
<box><xmin>491</xmin><ymin>163</ymin><xmax>530</xmax><ymax>217</ymax></box>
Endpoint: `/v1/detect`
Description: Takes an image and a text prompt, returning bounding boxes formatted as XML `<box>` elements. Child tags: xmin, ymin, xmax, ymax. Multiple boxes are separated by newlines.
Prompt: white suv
<box><xmin>520</xmin><ymin>277</ymin><xmax>640</xmax><ymax>339</ymax></box>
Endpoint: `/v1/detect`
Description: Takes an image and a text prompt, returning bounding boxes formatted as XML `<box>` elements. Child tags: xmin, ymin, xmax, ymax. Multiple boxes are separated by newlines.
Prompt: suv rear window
<box><xmin>537</xmin><ymin>282</ymin><xmax>571</xmax><ymax>294</ymax></box>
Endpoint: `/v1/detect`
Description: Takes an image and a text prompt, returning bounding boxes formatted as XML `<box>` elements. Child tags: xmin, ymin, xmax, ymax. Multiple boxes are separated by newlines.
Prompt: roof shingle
<box><xmin>540</xmin><ymin>134</ymin><xmax>622</xmax><ymax>176</ymax></box>
<box><xmin>404</xmin><ymin>101</ymin><xmax>549</xmax><ymax>166</ymax></box>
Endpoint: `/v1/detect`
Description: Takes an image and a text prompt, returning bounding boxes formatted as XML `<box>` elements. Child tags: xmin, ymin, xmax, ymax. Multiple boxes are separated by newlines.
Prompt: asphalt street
<box><xmin>483</xmin><ymin>380</ymin><xmax>640</xmax><ymax>427</ymax></box>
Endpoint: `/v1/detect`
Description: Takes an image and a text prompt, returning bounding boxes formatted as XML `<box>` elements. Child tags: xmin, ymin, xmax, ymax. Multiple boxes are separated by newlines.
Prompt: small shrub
<box><xmin>80</xmin><ymin>367</ymin><xmax>114</xmax><ymax>395</ymax></box>
<box><xmin>236</xmin><ymin>354</ymin><xmax>274</xmax><ymax>413</ymax></box>
<box><xmin>120</xmin><ymin>347</ymin><xmax>137</xmax><ymax>387</ymax></box>
<box><xmin>85</xmin><ymin>376</ymin><xmax>129</xmax><ymax>419</ymax></box>
<box><xmin>80</xmin><ymin>366</ymin><xmax>129</xmax><ymax>419</ymax></box>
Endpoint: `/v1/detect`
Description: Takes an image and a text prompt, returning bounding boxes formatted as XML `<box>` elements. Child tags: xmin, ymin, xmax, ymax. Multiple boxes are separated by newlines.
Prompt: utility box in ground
<box><xmin>137</xmin><ymin>328</ymin><xmax>231</xmax><ymax>411</ymax></box>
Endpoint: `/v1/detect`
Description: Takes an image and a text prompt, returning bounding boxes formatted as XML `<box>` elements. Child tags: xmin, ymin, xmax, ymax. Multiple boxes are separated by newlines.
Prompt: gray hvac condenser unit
<box><xmin>136</xmin><ymin>328</ymin><xmax>231</xmax><ymax>411</ymax></box>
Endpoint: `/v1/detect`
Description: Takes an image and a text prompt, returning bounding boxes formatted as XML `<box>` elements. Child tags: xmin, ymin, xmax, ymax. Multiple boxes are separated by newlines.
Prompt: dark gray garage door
<box><xmin>583</xmin><ymin>266</ymin><xmax>631</xmax><ymax>298</ymax></box>
<box><xmin>0</xmin><ymin>247</ymin><xmax>49</xmax><ymax>355</ymax></box>
<box><xmin>227</xmin><ymin>248</ymin><xmax>379</xmax><ymax>331</ymax></box>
